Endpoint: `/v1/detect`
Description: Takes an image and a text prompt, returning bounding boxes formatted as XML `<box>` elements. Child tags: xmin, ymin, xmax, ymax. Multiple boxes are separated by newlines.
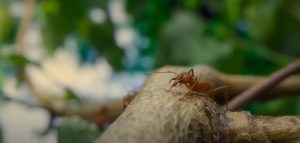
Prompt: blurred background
<box><xmin>0</xmin><ymin>0</ymin><xmax>300</xmax><ymax>142</ymax></box>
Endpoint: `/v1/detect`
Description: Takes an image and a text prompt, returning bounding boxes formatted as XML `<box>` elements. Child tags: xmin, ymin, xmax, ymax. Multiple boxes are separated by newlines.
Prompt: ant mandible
<box><xmin>151</xmin><ymin>69</ymin><xmax>228</xmax><ymax>109</ymax></box>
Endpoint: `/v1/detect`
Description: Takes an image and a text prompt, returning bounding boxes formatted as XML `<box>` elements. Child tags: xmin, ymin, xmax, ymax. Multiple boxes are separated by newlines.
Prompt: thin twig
<box><xmin>227</xmin><ymin>59</ymin><xmax>300</xmax><ymax>111</ymax></box>
<box><xmin>15</xmin><ymin>0</ymin><xmax>37</xmax><ymax>94</ymax></box>
<box><xmin>16</xmin><ymin>0</ymin><xmax>36</xmax><ymax>53</ymax></box>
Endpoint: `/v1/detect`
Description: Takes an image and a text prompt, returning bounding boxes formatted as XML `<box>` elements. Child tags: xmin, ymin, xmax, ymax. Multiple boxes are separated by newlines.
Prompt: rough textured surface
<box><xmin>97</xmin><ymin>66</ymin><xmax>227</xmax><ymax>143</ymax></box>
<box><xmin>226</xmin><ymin>112</ymin><xmax>300</xmax><ymax>142</ymax></box>
<box><xmin>30</xmin><ymin>65</ymin><xmax>300</xmax><ymax>127</ymax></box>
<box><xmin>96</xmin><ymin>65</ymin><xmax>300</xmax><ymax>143</ymax></box>
<box><xmin>216</xmin><ymin>72</ymin><xmax>300</xmax><ymax>101</ymax></box>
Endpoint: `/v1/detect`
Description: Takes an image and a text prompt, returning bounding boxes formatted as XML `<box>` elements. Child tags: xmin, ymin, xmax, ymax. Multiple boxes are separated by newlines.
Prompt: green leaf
<box><xmin>41</xmin><ymin>0</ymin><xmax>89</xmax><ymax>51</ymax></box>
<box><xmin>88</xmin><ymin>23</ymin><xmax>124</xmax><ymax>70</ymax></box>
<box><xmin>156</xmin><ymin>11</ymin><xmax>235</xmax><ymax>68</ymax></box>
<box><xmin>1</xmin><ymin>54</ymin><xmax>38</xmax><ymax>66</ymax></box>
<box><xmin>245</xmin><ymin>96</ymin><xmax>300</xmax><ymax>116</ymax></box>
<box><xmin>64</xmin><ymin>88</ymin><xmax>82</xmax><ymax>105</ymax></box>
<box><xmin>0</xmin><ymin>3</ymin><xmax>14</xmax><ymax>44</ymax></box>
<box><xmin>58</xmin><ymin>116</ymin><xmax>101</xmax><ymax>143</ymax></box>
<box><xmin>0</xmin><ymin>54</ymin><xmax>33</xmax><ymax>87</ymax></box>
<box><xmin>225</xmin><ymin>0</ymin><xmax>241</xmax><ymax>26</ymax></box>
<box><xmin>184</xmin><ymin>0</ymin><xmax>198</xmax><ymax>11</ymax></box>
<box><xmin>245</xmin><ymin>0</ymin><xmax>281</xmax><ymax>39</ymax></box>
<box><xmin>41</xmin><ymin>0</ymin><xmax>125</xmax><ymax>70</ymax></box>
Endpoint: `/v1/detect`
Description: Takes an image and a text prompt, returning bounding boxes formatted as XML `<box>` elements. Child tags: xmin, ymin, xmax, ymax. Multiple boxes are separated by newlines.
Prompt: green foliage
<box><xmin>40</xmin><ymin>0</ymin><xmax>124</xmax><ymax>70</ymax></box>
<box><xmin>244</xmin><ymin>96</ymin><xmax>300</xmax><ymax>116</ymax></box>
<box><xmin>40</xmin><ymin>0</ymin><xmax>88</xmax><ymax>49</ymax></box>
<box><xmin>64</xmin><ymin>88</ymin><xmax>82</xmax><ymax>105</ymax></box>
<box><xmin>1</xmin><ymin>54</ymin><xmax>38</xmax><ymax>67</ymax></box>
<box><xmin>127</xmin><ymin>0</ymin><xmax>300</xmax><ymax>115</ymax></box>
<box><xmin>244</xmin><ymin>0</ymin><xmax>281</xmax><ymax>40</ymax></box>
<box><xmin>0</xmin><ymin>53</ymin><xmax>39</xmax><ymax>86</ymax></box>
<box><xmin>88</xmin><ymin>23</ymin><xmax>124</xmax><ymax>70</ymax></box>
<box><xmin>0</xmin><ymin>0</ymin><xmax>299</xmax><ymax>117</ymax></box>
<box><xmin>225</xmin><ymin>0</ymin><xmax>241</xmax><ymax>26</ymax></box>
<box><xmin>127</xmin><ymin>0</ymin><xmax>173</xmax><ymax>54</ymax></box>
<box><xmin>127</xmin><ymin>0</ymin><xmax>299</xmax><ymax>69</ymax></box>
<box><xmin>155</xmin><ymin>11</ymin><xmax>203</xmax><ymax>66</ymax></box>
<box><xmin>57</xmin><ymin>116</ymin><xmax>101</xmax><ymax>143</ymax></box>
<box><xmin>0</xmin><ymin>3</ymin><xmax>16</xmax><ymax>45</ymax></box>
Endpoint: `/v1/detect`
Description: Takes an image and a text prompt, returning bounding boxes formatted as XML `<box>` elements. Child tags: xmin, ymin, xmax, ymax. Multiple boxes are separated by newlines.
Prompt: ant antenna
<box><xmin>146</xmin><ymin>71</ymin><xmax>177</xmax><ymax>75</ymax></box>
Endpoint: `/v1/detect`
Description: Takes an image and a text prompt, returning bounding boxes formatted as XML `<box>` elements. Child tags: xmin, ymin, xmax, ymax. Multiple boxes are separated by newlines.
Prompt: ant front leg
<box><xmin>213</xmin><ymin>85</ymin><xmax>228</xmax><ymax>111</ymax></box>
<box><xmin>165</xmin><ymin>80</ymin><xmax>179</xmax><ymax>92</ymax></box>
<box><xmin>179</xmin><ymin>80</ymin><xmax>198</xmax><ymax>101</ymax></box>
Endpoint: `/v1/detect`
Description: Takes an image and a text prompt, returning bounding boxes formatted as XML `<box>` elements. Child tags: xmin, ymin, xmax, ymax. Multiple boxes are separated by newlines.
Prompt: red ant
<box><xmin>151</xmin><ymin>69</ymin><xmax>228</xmax><ymax>109</ymax></box>
<box><xmin>123</xmin><ymin>91</ymin><xmax>138</xmax><ymax>110</ymax></box>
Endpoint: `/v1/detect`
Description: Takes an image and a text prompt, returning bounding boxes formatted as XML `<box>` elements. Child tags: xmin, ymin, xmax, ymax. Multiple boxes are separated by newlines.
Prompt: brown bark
<box><xmin>193</xmin><ymin>65</ymin><xmax>300</xmax><ymax>102</ymax></box>
<box><xmin>96</xmin><ymin>65</ymin><xmax>300</xmax><ymax>143</ymax></box>
<box><xmin>227</xmin><ymin>59</ymin><xmax>300</xmax><ymax>111</ymax></box>
<box><xmin>33</xmin><ymin>90</ymin><xmax>123</xmax><ymax>125</ymax></box>
<box><xmin>218</xmin><ymin>73</ymin><xmax>300</xmax><ymax>101</ymax></box>
<box><xmin>27</xmin><ymin>65</ymin><xmax>300</xmax><ymax>125</ymax></box>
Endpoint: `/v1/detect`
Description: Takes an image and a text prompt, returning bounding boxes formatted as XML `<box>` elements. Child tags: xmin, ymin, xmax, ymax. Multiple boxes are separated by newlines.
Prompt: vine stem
<box><xmin>16</xmin><ymin>0</ymin><xmax>36</xmax><ymax>53</ymax></box>
<box><xmin>12</xmin><ymin>0</ymin><xmax>40</xmax><ymax>99</ymax></box>
<box><xmin>227</xmin><ymin>59</ymin><xmax>300</xmax><ymax>111</ymax></box>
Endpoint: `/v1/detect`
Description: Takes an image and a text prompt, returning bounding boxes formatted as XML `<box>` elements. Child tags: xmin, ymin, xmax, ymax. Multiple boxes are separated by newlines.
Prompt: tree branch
<box><xmin>227</xmin><ymin>59</ymin><xmax>300</xmax><ymax>111</ymax></box>
<box><xmin>96</xmin><ymin>66</ymin><xmax>300</xmax><ymax>143</ymax></box>
<box><xmin>226</xmin><ymin>112</ymin><xmax>300</xmax><ymax>142</ymax></box>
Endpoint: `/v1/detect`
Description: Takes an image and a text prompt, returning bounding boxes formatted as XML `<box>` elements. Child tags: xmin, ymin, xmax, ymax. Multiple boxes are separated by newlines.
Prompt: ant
<box><xmin>151</xmin><ymin>69</ymin><xmax>228</xmax><ymax>109</ymax></box>
<box><xmin>123</xmin><ymin>91</ymin><xmax>138</xmax><ymax>110</ymax></box>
